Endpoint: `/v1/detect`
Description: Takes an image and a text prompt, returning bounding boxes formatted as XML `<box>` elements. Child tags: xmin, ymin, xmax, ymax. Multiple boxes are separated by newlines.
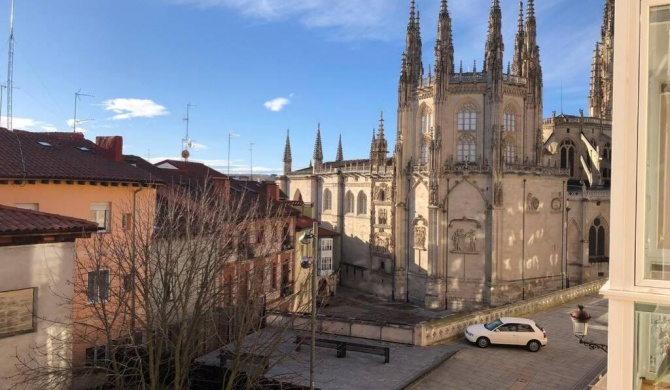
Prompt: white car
<box><xmin>464</xmin><ymin>317</ymin><xmax>547</xmax><ymax>352</ymax></box>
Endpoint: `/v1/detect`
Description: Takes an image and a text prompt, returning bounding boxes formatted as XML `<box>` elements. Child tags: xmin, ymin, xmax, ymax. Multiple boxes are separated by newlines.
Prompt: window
<box><xmin>345</xmin><ymin>191</ymin><xmax>354</xmax><ymax>214</ymax></box>
<box><xmin>378</xmin><ymin>189</ymin><xmax>386</xmax><ymax>202</ymax></box>
<box><xmin>121</xmin><ymin>213</ymin><xmax>132</xmax><ymax>231</ymax></box>
<box><xmin>90</xmin><ymin>203</ymin><xmax>111</xmax><ymax>233</ymax></box>
<box><xmin>14</xmin><ymin>203</ymin><xmax>38</xmax><ymax>211</ymax></box>
<box><xmin>420</xmin><ymin>108</ymin><xmax>432</xmax><ymax>134</ymax></box>
<box><xmin>256</xmin><ymin>228</ymin><xmax>264</xmax><ymax>244</ymax></box>
<box><xmin>504</xmin><ymin>110</ymin><xmax>516</xmax><ymax>132</ymax></box>
<box><xmin>357</xmin><ymin>192</ymin><xmax>367</xmax><ymax>215</ymax></box>
<box><xmin>319</xmin><ymin>256</ymin><xmax>333</xmax><ymax>275</ymax></box>
<box><xmin>378</xmin><ymin>209</ymin><xmax>388</xmax><ymax>225</ymax></box>
<box><xmin>457</xmin><ymin>104</ymin><xmax>477</xmax><ymax>132</ymax></box>
<box><xmin>122</xmin><ymin>275</ymin><xmax>132</xmax><ymax>293</ymax></box>
<box><xmin>420</xmin><ymin>142</ymin><xmax>429</xmax><ymax>165</ymax></box>
<box><xmin>457</xmin><ymin>134</ymin><xmax>476</xmax><ymax>163</ymax></box>
<box><xmin>321</xmin><ymin>238</ymin><xmax>333</xmax><ymax>252</ymax></box>
<box><xmin>589</xmin><ymin>217</ymin><xmax>607</xmax><ymax>261</ymax></box>
<box><xmin>635</xmin><ymin>303</ymin><xmax>670</xmax><ymax>386</ymax></box>
<box><xmin>88</xmin><ymin>270</ymin><xmax>110</xmax><ymax>303</ymax></box>
<box><xmin>323</xmin><ymin>189</ymin><xmax>332</xmax><ymax>211</ymax></box>
<box><xmin>271</xmin><ymin>263</ymin><xmax>277</xmax><ymax>289</ymax></box>
<box><xmin>560</xmin><ymin>140</ymin><xmax>576</xmax><ymax>176</ymax></box>
<box><xmin>503</xmin><ymin>139</ymin><xmax>516</xmax><ymax>164</ymax></box>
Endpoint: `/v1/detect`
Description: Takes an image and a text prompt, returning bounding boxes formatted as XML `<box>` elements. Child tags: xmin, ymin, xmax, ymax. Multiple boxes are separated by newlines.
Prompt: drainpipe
<box><xmin>561</xmin><ymin>180</ymin><xmax>566</xmax><ymax>289</ymax></box>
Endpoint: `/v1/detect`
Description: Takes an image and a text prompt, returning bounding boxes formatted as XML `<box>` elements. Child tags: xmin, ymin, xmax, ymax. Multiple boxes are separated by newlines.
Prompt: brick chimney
<box><xmin>96</xmin><ymin>136</ymin><xmax>123</xmax><ymax>162</ymax></box>
<box><xmin>264</xmin><ymin>181</ymin><xmax>279</xmax><ymax>201</ymax></box>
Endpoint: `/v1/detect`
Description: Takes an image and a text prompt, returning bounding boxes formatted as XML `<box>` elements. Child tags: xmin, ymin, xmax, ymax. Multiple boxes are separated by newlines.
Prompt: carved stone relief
<box><xmin>551</xmin><ymin>196</ymin><xmax>562</xmax><ymax>211</ymax></box>
<box><xmin>527</xmin><ymin>192</ymin><xmax>540</xmax><ymax>212</ymax></box>
<box><xmin>414</xmin><ymin>227</ymin><xmax>426</xmax><ymax>250</ymax></box>
<box><xmin>450</xmin><ymin>228</ymin><xmax>478</xmax><ymax>253</ymax></box>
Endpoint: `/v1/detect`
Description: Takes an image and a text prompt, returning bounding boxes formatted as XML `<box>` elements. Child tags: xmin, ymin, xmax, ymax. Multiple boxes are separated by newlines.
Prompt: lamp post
<box><xmin>565</xmin><ymin>205</ymin><xmax>571</xmax><ymax>289</ymax></box>
<box><xmin>299</xmin><ymin>221</ymin><xmax>319</xmax><ymax>390</ymax></box>
<box><xmin>227</xmin><ymin>132</ymin><xmax>239</xmax><ymax>176</ymax></box>
<box><xmin>570</xmin><ymin>305</ymin><xmax>608</xmax><ymax>353</ymax></box>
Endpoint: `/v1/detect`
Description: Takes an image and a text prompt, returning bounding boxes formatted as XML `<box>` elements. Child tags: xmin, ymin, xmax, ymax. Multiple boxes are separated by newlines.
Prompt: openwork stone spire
<box><xmin>434</xmin><ymin>0</ymin><xmax>454</xmax><ymax>100</ymax></box>
<box><xmin>312</xmin><ymin>123</ymin><xmax>323</xmax><ymax>172</ymax></box>
<box><xmin>283</xmin><ymin>128</ymin><xmax>292</xmax><ymax>174</ymax></box>
<box><xmin>512</xmin><ymin>1</ymin><xmax>526</xmax><ymax>76</ymax></box>
<box><xmin>336</xmin><ymin>134</ymin><xmax>343</xmax><ymax>162</ymax></box>
<box><xmin>590</xmin><ymin>0</ymin><xmax>614</xmax><ymax>119</ymax></box>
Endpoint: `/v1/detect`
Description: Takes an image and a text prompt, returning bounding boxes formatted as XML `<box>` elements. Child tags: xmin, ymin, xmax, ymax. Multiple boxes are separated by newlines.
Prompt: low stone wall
<box><xmin>414</xmin><ymin>279</ymin><xmax>607</xmax><ymax>346</ymax></box>
<box><xmin>267</xmin><ymin>279</ymin><xmax>607</xmax><ymax>346</ymax></box>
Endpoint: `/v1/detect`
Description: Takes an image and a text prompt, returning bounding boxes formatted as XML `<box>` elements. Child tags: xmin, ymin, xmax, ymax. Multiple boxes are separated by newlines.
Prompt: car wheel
<box><xmin>527</xmin><ymin>340</ymin><xmax>541</xmax><ymax>352</ymax></box>
<box><xmin>476</xmin><ymin>337</ymin><xmax>490</xmax><ymax>348</ymax></box>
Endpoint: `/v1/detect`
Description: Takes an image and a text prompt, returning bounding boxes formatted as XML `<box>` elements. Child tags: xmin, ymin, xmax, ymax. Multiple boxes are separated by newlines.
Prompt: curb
<box><xmin>396</xmin><ymin>349</ymin><xmax>461</xmax><ymax>390</ymax></box>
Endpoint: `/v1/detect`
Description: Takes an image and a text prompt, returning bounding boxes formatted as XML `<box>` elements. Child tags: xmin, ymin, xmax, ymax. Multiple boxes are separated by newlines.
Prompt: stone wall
<box><xmin>267</xmin><ymin>279</ymin><xmax>606</xmax><ymax>346</ymax></box>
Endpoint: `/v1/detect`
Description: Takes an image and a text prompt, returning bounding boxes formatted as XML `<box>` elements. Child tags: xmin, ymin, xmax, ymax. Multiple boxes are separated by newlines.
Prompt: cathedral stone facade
<box><xmin>278</xmin><ymin>0</ymin><xmax>612</xmax><ymax>311</ymax></box>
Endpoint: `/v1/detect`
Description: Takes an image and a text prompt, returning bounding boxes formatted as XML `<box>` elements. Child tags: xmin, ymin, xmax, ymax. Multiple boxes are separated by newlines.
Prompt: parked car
<box><xmin>464</xmin><ymin>317</ymin><xmax>547</xmax><ymax>352</ymax></box>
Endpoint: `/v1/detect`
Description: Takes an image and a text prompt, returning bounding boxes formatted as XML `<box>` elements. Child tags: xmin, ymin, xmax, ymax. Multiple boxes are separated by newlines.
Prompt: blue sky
<box><xmin>0</xmin><ymin>0</ymin><xmax>604</xmax><ymax>175</ymax></box>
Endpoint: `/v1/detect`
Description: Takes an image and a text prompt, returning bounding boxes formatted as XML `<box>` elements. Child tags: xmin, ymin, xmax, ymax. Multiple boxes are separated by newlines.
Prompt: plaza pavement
<box><xmin>199</xmin><ymin>290</ymin><xmax>607</xmax><ymax>390</ymax></box>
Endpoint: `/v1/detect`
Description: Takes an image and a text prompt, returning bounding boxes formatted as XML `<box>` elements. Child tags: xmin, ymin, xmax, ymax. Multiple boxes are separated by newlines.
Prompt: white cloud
<box><xmin>103</xmin><ymin>98</ymin><xmax>169</xmax><ymax>120</ymax></box>
<box><xmin>167</xmin><ymin>0</ymin><xmax>400</xmax><ymax>40</ymax></box>
<box><xmin>190</xmin><ymin>142</ymin><xmax>208</xmax><ymax>151</ymax></box>
<box><xmin>264</xmin><ymin>97</ymin><xmax>291</xmax><ymax>112</ymax></box>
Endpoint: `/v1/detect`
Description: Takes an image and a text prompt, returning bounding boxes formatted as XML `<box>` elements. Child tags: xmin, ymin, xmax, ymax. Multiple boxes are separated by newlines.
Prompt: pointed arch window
<box><xmin>293</xmin><ymin>189</ymin><xmax>303</xmax><ymax>202</ymax></box>
<box><xmin>420</xmin><ymin>141</ymin><xmax>429</xmax><ymax>165</ymax></box>
<box><xmin>588</xmin><ymin>217</ymin><xmax>607</xmax><ymax>262</ymax></box>
<box><xmin>345</xmin><ymin>191</ymin><xmax>354</xmax><ymax>214</ymax></box>
<box><xmin>323</xmin><ymin>189</ymin><xmax>332</xmax><ymax>211</ymax></box>
<box><xmin>457</xmin><ymin>134</ymin><xmax>476</xmax><ymax>163</ymax></box>
<box><xmin>503</xmin><ymin>137</ymin><xmax>516</xmax><ymax>163</ymax></box>
<box><xmin>560</xmin><ymin>139</ymin><xmax>576</xmax><ymax>176</ymax></box>
<box><xmin>602</xmin><ymin>142</ymin><xmax>611</xmax><ymax>161</ymax></box>
<box><xmin>457</xmin><ymin>104</ymin><xmax>477</xmax><ymax>132</ymax></box>
<box><xmin>357</xmin><ymin>192</ymin><xmax>367</xmax><ymax>215</ymax></box>
<box><xmin>504</xmin><ymin>108</ymin><xmax>516</xmax><ymax>132</ymax></box>
<box><xmin>420</xmin><ymin>107</ymin><xmax>433</xmax><ymax>134</ymax></box>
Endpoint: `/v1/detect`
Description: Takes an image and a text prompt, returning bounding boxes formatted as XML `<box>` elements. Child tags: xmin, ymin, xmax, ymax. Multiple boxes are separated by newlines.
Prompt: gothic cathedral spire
<box><xmin>434</xmin><ymin>0</ymin><xmax>454</xmax><ymax>101</ymax></box>
<box><xmin>400</xmin><ymin>0</ymin><xmax>423</xmax><ymax>106</ymax></box>
<box><xmin>485</xmin><ymin>0</ymin><xmax>504</xmax><ymax>101</ymax></box>
<box><xmin>524</xmin><ymin>0</ymin><xmax>542</xmax><ymax>106</ymax></box>
<box><xmin>283</xmin><ymin>129</ymin><xmax>292</xmax><ymax>174</ymax></box>
<box><xmin>312</xmin><ymin>123</ymin><xmax>323</xmax><ymax>173</ymax></box>
<box><xmin>336</xmin><ymin>134</ymin><xmax>343</xmax><ymax>162</ymax></box>
<box><xmin>371</xmin><ymin>111</ymin><xmax>388</xmax><ymax>173</ymax></box>
<box><xmin>590</xmin><ymin>0</ymin><xmax>614</xmax><ymax>120</ymax></box>
<box><xmin>512</xmin><ymin>1</ymin><xmax>525</xmax><ymax>77</ymax></box>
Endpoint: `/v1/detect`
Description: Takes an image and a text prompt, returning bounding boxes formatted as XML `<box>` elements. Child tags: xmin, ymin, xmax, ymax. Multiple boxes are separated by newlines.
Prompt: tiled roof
<box><xmin>0</xmin><ymin>204</ymin><xmax>99</xmax><ymax>235</ymax></box>
<box><xmin>295</xmin><ymin>216</ymin><xmax>340</xmax><ymax>237</ymax></box>
<box><xmin>0</xmin><ymin>129</ymin><xmax>155</xmax><ymax>182</ymax></box>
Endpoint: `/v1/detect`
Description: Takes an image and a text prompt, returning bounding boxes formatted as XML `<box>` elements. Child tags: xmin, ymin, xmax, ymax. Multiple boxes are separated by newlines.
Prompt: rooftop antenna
<box><xmin>6</xmin><ymin>0</ymin><xmax>14</xmax><ymax>131</ymax></box>
<box><xmin>73</xmin><ymin>89</ymin><xmax>94</xmax><ymax>132</ymax></box>
<box><xmin>181</xmin><ymin>103</ymin><xmax>196</xmax><ymax>161</ymax></box>
<box><xmin>249</xmin><ymin>142</ymin><xmax>255</xmax><ymax>181</ymax></box>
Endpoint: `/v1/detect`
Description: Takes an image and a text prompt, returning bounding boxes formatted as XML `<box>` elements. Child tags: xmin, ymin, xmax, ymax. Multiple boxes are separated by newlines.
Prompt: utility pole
<box><xmin>6</xmin><ymin>0</ymin><xmax>14</xmax><ymax>131</ymax></box>
<box><xmin>182</xmin><ymin>103</ymin><xmax>196</xmax><ymax>160</ymax></box>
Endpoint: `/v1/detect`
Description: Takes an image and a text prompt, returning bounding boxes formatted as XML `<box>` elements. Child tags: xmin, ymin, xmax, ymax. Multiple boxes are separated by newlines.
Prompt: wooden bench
<box><xmin>294</xmin><ymin>336</ymin><xmax>389</xmax><ymax>364</ymax></box>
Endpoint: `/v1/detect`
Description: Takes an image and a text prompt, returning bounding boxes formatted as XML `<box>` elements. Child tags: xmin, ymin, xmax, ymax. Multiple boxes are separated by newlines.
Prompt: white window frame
<box><xmin>636</xmin><ymin>0</ymin><xmax>670</xmax><ymax>289</ymax></box>
<box><xmin>90</xmin><ymin>203</ymin><xmax>111</xmax><ymax>233</ymax></box>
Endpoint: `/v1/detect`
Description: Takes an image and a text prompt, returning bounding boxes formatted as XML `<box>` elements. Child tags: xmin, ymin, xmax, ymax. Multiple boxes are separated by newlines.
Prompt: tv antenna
<box><xmin>181</xmin><ymin>103</ymin><xmax>196</xmax><ymax>160</ymax></box>
<box><xmin>6</xmin><ymin>0</ymin><xmax>14</xmax><ymax>131</ymax></box>
<box><xmin>73</xmin><ymin>89</ymin><xmax>95</xmax><ymax>132</ymax></box>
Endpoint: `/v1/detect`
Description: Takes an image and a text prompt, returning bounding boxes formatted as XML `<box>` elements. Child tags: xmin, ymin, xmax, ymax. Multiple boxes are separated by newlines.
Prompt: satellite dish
<box><xmin>181</xmin><ymin>149</ymin><xmax>190</xmax><ymax>159</ymax></box>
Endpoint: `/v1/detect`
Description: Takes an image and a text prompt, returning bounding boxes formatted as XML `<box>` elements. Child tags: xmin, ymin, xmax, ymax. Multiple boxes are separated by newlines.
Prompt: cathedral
<box><xmin>278</xmin><ymin>0</ymin><xmax>614</xmax><ymax>311</ymax></box>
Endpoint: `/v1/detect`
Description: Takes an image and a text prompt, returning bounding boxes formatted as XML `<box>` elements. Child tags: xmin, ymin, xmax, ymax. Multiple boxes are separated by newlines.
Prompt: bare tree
<box><xmin>10</xmin><ymin>183</ymin><xmax>306</xmax><ymax>390</ymax></box>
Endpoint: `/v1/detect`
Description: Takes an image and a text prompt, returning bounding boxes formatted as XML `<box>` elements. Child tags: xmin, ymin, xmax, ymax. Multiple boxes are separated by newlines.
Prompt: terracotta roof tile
<box><xmin>0</xmin><ymin>204</ymin><xmax>99</xmax><ymax>235</ymax></box>
<box><xmin>0</xmin><ymin>129</ymin><xmax>155</xmax><ymax>182</ymax></box>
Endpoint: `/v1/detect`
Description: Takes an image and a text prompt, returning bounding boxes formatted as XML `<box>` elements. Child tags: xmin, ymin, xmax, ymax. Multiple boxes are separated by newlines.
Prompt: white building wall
<box><xmin>0</xmin><ymin>242</ymin><xmax>75</xmax><ymax>388</ymax></box>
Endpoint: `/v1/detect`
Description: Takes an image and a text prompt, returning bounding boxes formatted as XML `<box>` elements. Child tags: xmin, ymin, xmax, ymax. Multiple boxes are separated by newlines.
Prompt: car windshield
<box><xmin>484</xmin><ymin>319</ymin><xmax>503</xmax><ymax>331</ymax></box>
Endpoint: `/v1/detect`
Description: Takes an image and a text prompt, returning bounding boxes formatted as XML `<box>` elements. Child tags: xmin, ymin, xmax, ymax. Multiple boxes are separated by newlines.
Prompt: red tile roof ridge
<box><xmin>0</xmin><ymin>204</ymin><xmax>99</xmax><ymax>235</ymax></box>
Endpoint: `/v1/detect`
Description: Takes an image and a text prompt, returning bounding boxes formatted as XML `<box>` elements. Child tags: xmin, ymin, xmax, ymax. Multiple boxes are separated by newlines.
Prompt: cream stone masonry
<box><xmin>278</xmin><ymin>0</ymin><xmax>613</xmax><ymax>311</ymax></box>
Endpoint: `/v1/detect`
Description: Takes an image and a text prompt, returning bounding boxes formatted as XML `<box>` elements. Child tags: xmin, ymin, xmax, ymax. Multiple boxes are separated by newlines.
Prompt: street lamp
<box><xmin>570</xmin><ymin>305</ymin><xmax>608</xmax><ymax>353</ymax></box>
<box><xmin>299</xmin><ymin>221</ymin><xmax>319</xmax><ymax>390</ymax></box>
